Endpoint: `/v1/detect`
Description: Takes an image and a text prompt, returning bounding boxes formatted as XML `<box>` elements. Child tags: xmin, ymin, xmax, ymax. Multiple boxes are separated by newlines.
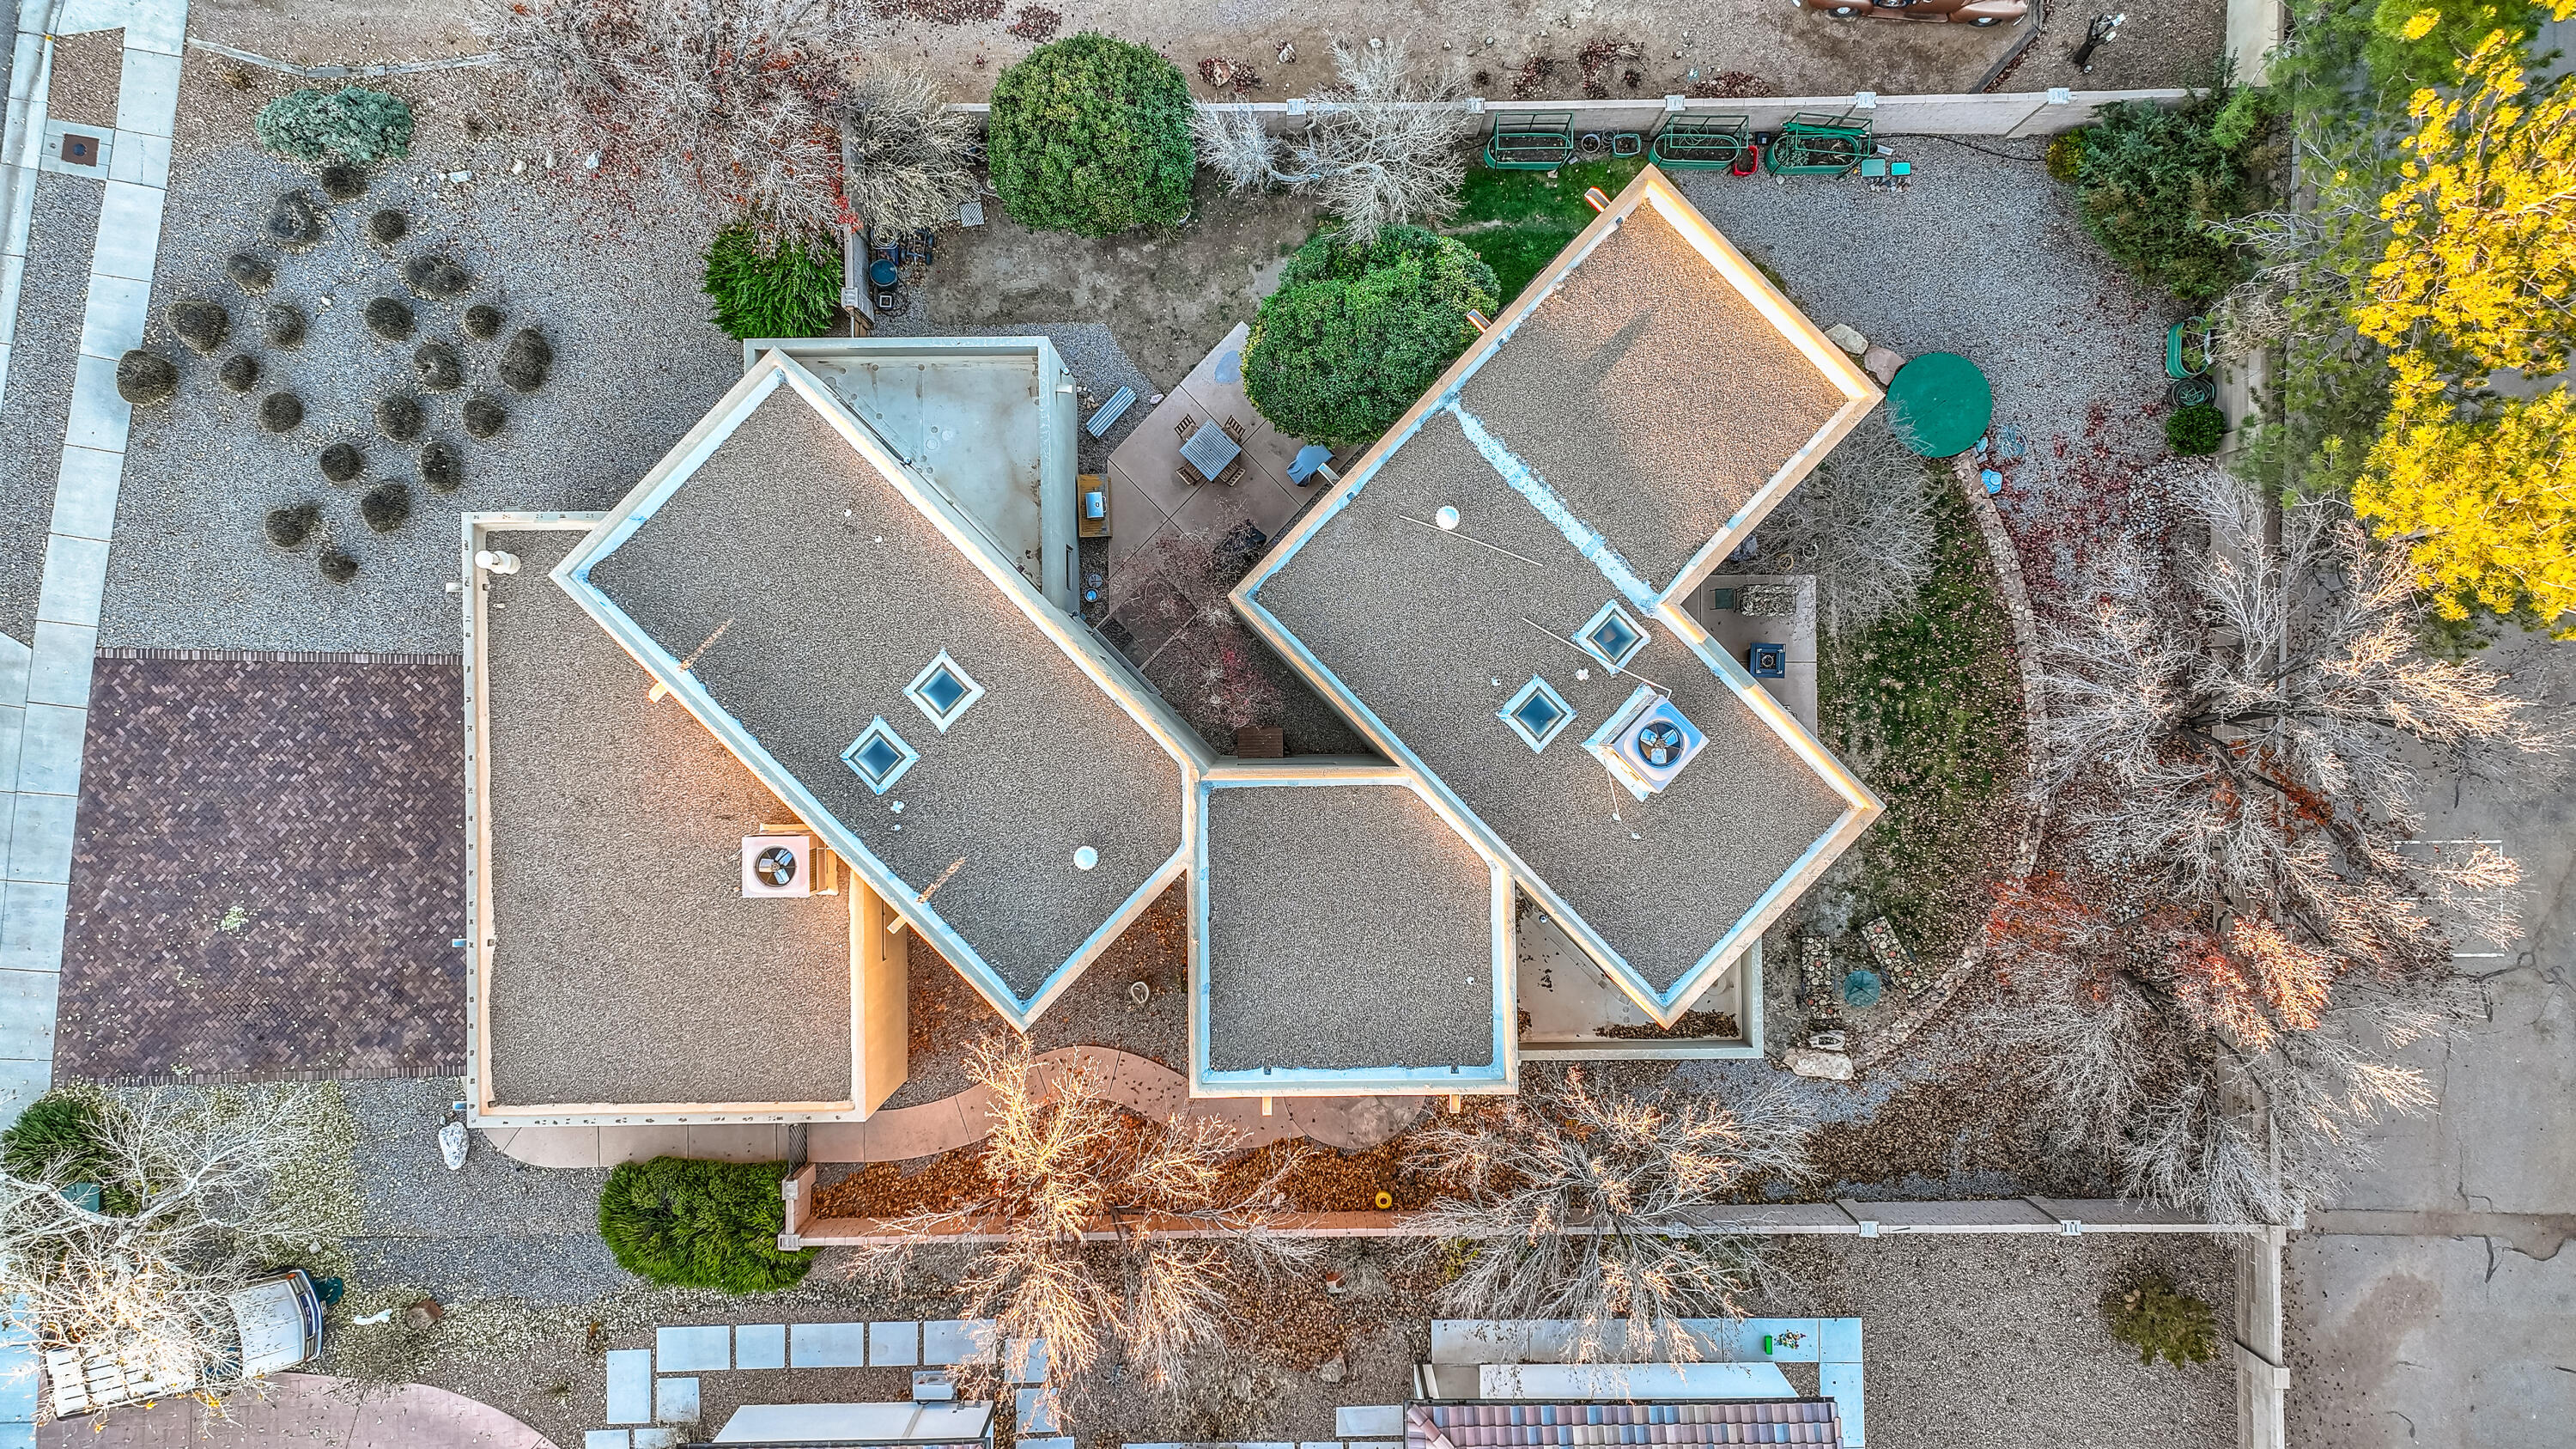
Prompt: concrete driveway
<box><xmin>2286</xmin><ymin>627</ymin><xmax>2576</xmax><ymax>1449</ymax></box>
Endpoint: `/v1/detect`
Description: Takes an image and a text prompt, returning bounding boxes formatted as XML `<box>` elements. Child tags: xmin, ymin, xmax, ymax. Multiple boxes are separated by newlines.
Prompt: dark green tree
<box><xmin>1243</xmin><ymin>226</ymin><xmax>1499</xmax><ymax>447</ymax></box>
<box><xmin>2069</xmin><ymin>82</ymin><xmax>2277</xmax><ymax>301</ymax></box>
<box><xmin>987</xmin><ymin>33</ymin><xmax>1196</xmax><ymax>236</ymax></box>
<box><xmin>598</xmin><ymin>1157</ymin><xmax>817</xmax><ymax>1294</ymax></box>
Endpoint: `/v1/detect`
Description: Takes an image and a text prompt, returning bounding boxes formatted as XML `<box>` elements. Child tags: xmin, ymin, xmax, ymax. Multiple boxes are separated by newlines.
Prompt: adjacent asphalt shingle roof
<box><xmin>1407</xmin><ymin>1401</ymin><xmax>1844</xmax><ymax>1448</ymax></box>
<box><xmin>569</xmin><ymin>368</ymin><xmax>1189</xmax><ymax>1017</ymax></box>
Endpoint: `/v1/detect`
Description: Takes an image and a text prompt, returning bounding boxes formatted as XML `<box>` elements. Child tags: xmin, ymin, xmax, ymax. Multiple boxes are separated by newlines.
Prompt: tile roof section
<box><xmin>1406</xmin><ymin>1402</ymin><xmax>1844</xmax><ymax>1448</ymax></box>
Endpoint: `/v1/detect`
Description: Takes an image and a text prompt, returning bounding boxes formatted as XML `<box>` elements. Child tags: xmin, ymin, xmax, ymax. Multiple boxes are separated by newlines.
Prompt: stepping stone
<box><xmin>1018</xmin><ymin>1387</ymin><xmax>1063</xmax><ymax>1435</ymax></box>
<box><xmin>584</xmin><ymin>1434</ymin><xmax>628</xmax><ymax>1449</ymax></box>
<box><xmin>635</xmin><ymin>1434</ymin><xmax>680</xmax><ymax>1449</ymax></box>
<box><xmin>791</xmin><ymin>1322</ymin><xmax>866</xmax><ymax>1368</ymax></box>
<box><xmin>655</xmin><ymin>1378</ymin><xmax>699</xmax><ymax>1426</ymax></box>
<box><xmin>735</xmin><ymin>1324</ymin><xmax>787</xmax><ymax>1370</ymax></box>
<box><xmin>1005</xmin><ymin>1337</ymin><xmax>1048</xmax><ymax>1383</ymax></box>
<box><xmin>1338</xmin><ymin>1408</ymin><xmax>1404</xmax><ymax>1438</ymax></box>
<box><xmin>921</xmin><ymin>1318</ymin><xmax>989</xmax><ymax>1366</ymax></box>
<box><xmin>656</xmin><ymin>1325</ymin><xmax>728</xmax><ymax>1373</ymax></box>
<box><xmin>604</xmin><ymin>1351</ymin><xmax>651</xmax><ymax>1424</ymax></box>
<box><xmin>869</xmin><ymin>1321</ymin><xmax>918</xmax><ymax>1367</ymax></box>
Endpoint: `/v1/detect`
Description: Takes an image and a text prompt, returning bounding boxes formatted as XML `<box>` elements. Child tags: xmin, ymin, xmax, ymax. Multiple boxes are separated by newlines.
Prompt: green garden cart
<box><xmin>1483</xmin><ymin>112</ymin><xmax>1577</xmax><ymax>169</ymax></box>
<box><xmin>1650</xmin><ymin>113</ymin><xmax>1753</xmax><ymax>169</ymax></box>
<box><xmin>1765</xmin><ymin>113</ymin><xmax>1874</xmax><ymax>176</ymax></box>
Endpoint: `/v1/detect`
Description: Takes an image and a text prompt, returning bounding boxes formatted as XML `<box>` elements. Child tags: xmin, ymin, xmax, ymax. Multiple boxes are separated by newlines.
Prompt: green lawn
<box><xmin>1444</xmin><ymin>157</ymin><xmax>1656</xmax><ymax>307</ymax></box>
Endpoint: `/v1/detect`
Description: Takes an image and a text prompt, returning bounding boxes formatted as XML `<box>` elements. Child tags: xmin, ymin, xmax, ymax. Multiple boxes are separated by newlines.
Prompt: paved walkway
<box><xmin>33</xmin><ymin>1373</ymin><xmax>557</xmax><ymax>1449</ymax></box>
<box><xmin>0</xmin><ymin>0</ymin><xmax>187</xmax><ymax>1127</ymax></box>
<box><xmin>485</xmin><ymin>1046</ymin><xmax>1430</xmax><ymax>1169</ymax></box>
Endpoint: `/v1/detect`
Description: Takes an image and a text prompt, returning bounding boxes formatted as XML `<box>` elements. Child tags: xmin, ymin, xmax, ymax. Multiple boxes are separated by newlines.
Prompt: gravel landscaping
<box><xmin>0</xmin><ymin>176</ymin><xmax>102</xmax><ymax>648</ymax></box>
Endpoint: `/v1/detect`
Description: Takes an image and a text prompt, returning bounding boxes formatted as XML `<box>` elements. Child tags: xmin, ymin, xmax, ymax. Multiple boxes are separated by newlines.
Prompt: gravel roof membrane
<box><xmin>480</xmin><ymin>528</ymin><xmax>853</xmax><ymax>1107</ymax></box>
<box><xmin>1454</xmin><ymin>203</ymin><xmax>1850</xmax><ymax>589</ymax></box>
<box><xmin>1201</xmin><ymin>782</ymin><xmax>1498</xmax><ymax>1073</ymax></box>
<box><xmin>583</xmin><ymin>384</ymin><xmax>1185</xmax><ymax>1003</ymax></box>
<box><xmin>1250</xmin><ymin>409</ymin><xmax>1850</xmax><ymax>996</ymax></box>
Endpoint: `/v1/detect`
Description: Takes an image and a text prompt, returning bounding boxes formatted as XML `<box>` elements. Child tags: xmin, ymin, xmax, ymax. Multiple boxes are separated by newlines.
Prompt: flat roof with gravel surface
<box><xmin>1195</xmin><ymin>776</ymin><xmax>1510</xmax><ymax>1087</ymax></box>
<box><xmin>567</xmin><ymin>367</ymin><xmax>1192</xmax><ymax>1023</ymax></box>
<box><xmin>1238</xmin><ymin>168</ymin><xmax>1881</xmax><ymax>1024</ymax></box>
<box><xmin>477</xmin><ymin>526</ymin><xmax>854</xmax><ymax>1109</ymax></box>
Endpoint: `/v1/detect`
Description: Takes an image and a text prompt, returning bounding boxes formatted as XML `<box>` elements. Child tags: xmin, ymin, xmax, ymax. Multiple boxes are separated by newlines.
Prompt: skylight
<box><xmin>1577</xmin><ymin>601</ymin><xmax>1649</xmax><ymax>672</ymax></box>
<box><xmin>905</xmin><ymin>650</ymin><xmax>986</xmax><ymax>732</ymax></box>
<box><xmin>841</xmin><ymin>716</ymin><xmax>919</xmax><ymax>794</ymax></box>
<box><xmin>1499</xmin><ymin>677</ymin><xmax>1575</xmax><ymax>752</ymax></box>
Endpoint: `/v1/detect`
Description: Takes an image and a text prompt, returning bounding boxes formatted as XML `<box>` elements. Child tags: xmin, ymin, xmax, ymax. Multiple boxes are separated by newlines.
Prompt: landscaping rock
<box><xmin>319</xmin><ymin>548</ymin><xmax>359</xmax><ymax>582</ymax></box>
<box><xmin>264</xmin><ymin>190</ymin><xmax>325</xmax><ymax>249</ymax></box>
<box><xmin>114</xmin><ymin>350</ymin><xmax>177</xmax><ymax>405</ymax></box>
<box><xmin>461</xmin><ymin>302</ymin><xmax>504</xmax><ymax>340</ymax></box>
<box><xmin>317</xmin><ymin>161</ymin><xmax>368</xmax><ymax>203</ymax></box>
<box><xmin>216</xmin><ymin>353</ymin><xmax>261</xmax><ymax>393</ymax></box>
<box><xmin>1783</xmin><ymin>1046</ymin><xmax>1855</xmax><ymax>1081</ymax></box>
<box><xmin>361</xmin><ymin>480</ymin><xmax>412</xmax><ymax>533</ymax></box>
<box><xmin>257</xmin><ymin>391</ymin><xmax>306</xmax><ymax>433</ymax></box>
<box><xmin>413</xmin><ymin>339</ymin><xmax>462</xmax><ymax>392</ymax></box>
<box><xmin>461</xmin><ymin>393</ymin><xmax>507</xmax><ymax>438</ymax></box>
<box><xmin>1824</xmin><ymin>322</ymin><xmax>1868</xmax><ymax>356</ymax></box>
<box><xmin>1863</xmin><ymin>345</ymin><xmax>1905</xmax><ymax>387</ymax></box>
<box><xmin>375</xmin><ymin>393</ymin><xmax>424</xmax><ymax>441</ymax></box>
<box><xmin>404</xmin><ymin>253</ymin><xmax>471</xmax><ymax>301</ymax></box>
<box><xmin>363</xmin><ymin>296</ymin><xmax>415</xmax><ymax>343</ymax></box>
<box><xmin>263</xmin><ymin>303</ymin><xmax>307</xmax><ymax>349</ymax></box>
<box><xmin>319</xmin><ymin>441</ymin><xmax>364</xmax><ymax>484</ymax></box>
<box><xmin>224</xmin><ymin>251</ymin><xmax>275</xmax><ymax>294</ymax></box>
<box><xmin>264</xmin><ymin>501</ymin><xmax>319</xmax><ymax>548</ymax></box>
<box><xmin>497</xmin><ymin>326</ymin><xmax>551</xmax><ymax>393</ymax></box>
<box><xmin>365</xmin><ymin>208</ymin><xmax>409</xmax><ymax>247</ymax></box>
<box><xmin>420</xmin><ymin>439</ymin><xmax>461</xmax><ymax>493</ymax></box>
<box><xmin>167</xmin><ymin>299</ymin><xmax>230</xmax><ymax>354</ymax></box>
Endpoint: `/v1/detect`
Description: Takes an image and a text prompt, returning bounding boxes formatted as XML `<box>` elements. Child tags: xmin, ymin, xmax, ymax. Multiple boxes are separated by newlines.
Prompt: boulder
<box><xmin>1823</xmin><ymin>322</ymin><xmax>1868</xmax><ymax>356</ymax></box>
<box><xmin>1862</xmin><ymin>345</ymin><xmax>1905</xmax><ymax>387</ymax></box>
<box><xmin>1783</xmin><ymin>1046</ymin><xmax>1854</xmax><ymax>1082</ymax></box>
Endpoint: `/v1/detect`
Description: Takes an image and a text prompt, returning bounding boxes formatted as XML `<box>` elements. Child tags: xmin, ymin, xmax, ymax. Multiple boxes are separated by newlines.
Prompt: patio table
<box><xmin>1180</xmin><ymin>419</ymin><xmax>1242</xmax><ymax>483</ymax></box>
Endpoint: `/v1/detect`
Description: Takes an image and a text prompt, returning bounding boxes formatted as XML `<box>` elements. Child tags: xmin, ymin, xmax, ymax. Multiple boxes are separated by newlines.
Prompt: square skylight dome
<box><xmin>906</xmin><ymin>650</ymin><xmax>986</xmax><ymax>732</ymax></box>
<box><xmin>1578</xmin><ymin>601</ymin><xmax>1649</xmax><ymax>671</ymax></box>
<box><xmin>1499</xmin><ymin>676</ymin><xmax>1575</xmax><ymax>752</ymax></box>
<box><xmin>841</xmin><ymin>716</ymin><xmax>920</xmax><ymax>794</ymax></box>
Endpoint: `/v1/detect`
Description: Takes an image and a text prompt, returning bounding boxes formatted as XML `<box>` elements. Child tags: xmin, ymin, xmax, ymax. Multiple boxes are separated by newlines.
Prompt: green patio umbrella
<box><xmin>1886</xmin><ymin>351</ymin><xmax>1993</xmax><ymax>459</ymax></box>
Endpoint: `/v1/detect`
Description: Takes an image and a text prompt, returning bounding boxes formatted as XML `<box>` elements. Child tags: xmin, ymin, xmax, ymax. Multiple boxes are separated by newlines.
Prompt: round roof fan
<box><xmin>752</xmin><ymin>843</ymin><xmax>799</xmax><ymax>889</ymax></box>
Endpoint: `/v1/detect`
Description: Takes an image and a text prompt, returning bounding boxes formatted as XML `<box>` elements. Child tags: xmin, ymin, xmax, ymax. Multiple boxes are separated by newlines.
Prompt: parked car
<box><xmin>1797</xmin><ymin>0</ymin><xmax>2026</xmax><ymax>25</ymax></box>
<box><xmin>43</xmin><ymin>1268</ymin><xmax>325</xmax><ymax>1418</ymax></box>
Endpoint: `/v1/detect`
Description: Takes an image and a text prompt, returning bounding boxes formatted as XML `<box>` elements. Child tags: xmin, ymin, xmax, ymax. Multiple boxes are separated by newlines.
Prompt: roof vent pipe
<box><xmin>474</xmin><ymin>549</ymin><xmax>520</xmax><ymax>575</ymax></box>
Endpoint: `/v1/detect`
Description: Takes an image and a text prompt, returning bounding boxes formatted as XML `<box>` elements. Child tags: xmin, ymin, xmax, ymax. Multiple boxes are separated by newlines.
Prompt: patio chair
<box><xmin>1175</xmin><ymin>413</ymin><xmax>1200</xmax><ymax>441</ymax></box>
<box><xmin>1221</xmin><ymin>415</ymin><xmax>1245</xmax><ymax>442</ymax></box>
<box><xmin>1173</xmin><ymin>466</ymin><xmax>1202</xmax><ymax>491</ymax></box>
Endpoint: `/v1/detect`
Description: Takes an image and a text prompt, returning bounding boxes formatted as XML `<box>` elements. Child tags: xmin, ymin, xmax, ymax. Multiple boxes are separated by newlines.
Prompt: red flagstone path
<box><xmin>483</xmin><ymin>1046</ymin><xmax>1430</xmax><ymax>1168</ymax></box>
<box><xmin>37</xmin><ymin>1373</ymin><xmax>556</xmax><ymax>1449</ymax></box>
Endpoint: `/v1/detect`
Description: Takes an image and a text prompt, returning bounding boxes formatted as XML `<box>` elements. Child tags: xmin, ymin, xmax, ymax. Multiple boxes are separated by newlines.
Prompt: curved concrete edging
<box><xmin>487</xmin><ymin>1046</ymin><xmax>1431</xmax><ymax>1169</ymax></box>
<box><xmin>1850</xmin><ymin>460</ymin><xmax>2051</xmax><ymax>1068</ymax></box>
<box><xmin>35</xmin><ymin>1373</ymin><xmax>557</xmax><ymax>1449</ymax></box>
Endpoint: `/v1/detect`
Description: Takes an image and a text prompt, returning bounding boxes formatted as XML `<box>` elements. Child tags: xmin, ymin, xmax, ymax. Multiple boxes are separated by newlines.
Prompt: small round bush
<box><xmin>421</xmin><ymin>438</ymin><xmax>461</xmax><ymax>493</ymax></box>
<box><xmin>701</xmin><ymin>226</ymin><xmax>839</xmax><ymax>341</ymax></box>
<box><xmin>1</xmin><ymin>1091</ymin><xmax>111</xmax><ymax>1183</ymax></box>
<box><xmin>366</xmin><ymin>208</ymin><xmax>409</xmax><ymax>247</ymax></box>
<box><xmin>115</xmin><ymin>350</ymin><xmax>177</xmax><ymax>405</ymax></box>
<box><xmin>168</xmin><ymin>299</ymin><xmax>229</xmax><ymax>355</ymax></box>
<box><xmin>225</xmin><ymin>252</ymin><xmax>274</xmax><ymax>294</ymax></box>
<box><xmin>462</xmin><ymin>302</ymin><xmax>505</xmax><ymax>341</ymax></box>
<box><xmin>404</xmin><ymin>254</ymin><xmax>471</xmax><ymax>300</ymax></box>
<box><xmin>1243</xmin><ymin>226</ymin><xmax>1501</xmax><ymax>447</ymax></box>
<box><xmin>265</xmin><ymin>190</ymin><xmax>325</xmax><ymax>249</ymax></box>
<box><xmin>318</xmin><ymin>548</ymin><xmax>360</xmax><ymax>582</ymax></box>
<box><xmin>988</xmin><ymin>33</ymin><xmax>1195</xmax><ymax>237</ymax></box>
<box><xmin>263</xmin><ymin>304</ymin><xmax>307</xmax><ymax>349</ymax></box>
<box><xmin>375</xmin><ymin>393</ymin><xmax>424</xmax><ymax>441</ymax></box>
<box><xmin>2166</xmin><ymin>402</ymin><xmax>2227</xmax><ymax>455</ymax></box>
<box><xmin>2045</xmin><ymin>130</ymin><xmax>2087</xmax><ymax>184</ymax></box>
<box><xmin>316</xmin><ymin>161</ymin><xmax>368</xmax><ymax>203</ymax></box>
<box><xmin>258</xmin><ymin>391</ymin><xmax>306</xmax><ymax>433</ymax></box>
<box><xmin>217</xmin><ymin>353</ymin><xmax>261</xmax><ymax>393</ymax></box>
<box><xmin>360</xmin><ymin>480</ymin><xmax>411</xmax><ymax>533</ymax></box>
<box><xmin>2105</xmin><ymin>1275</ymin><xmax>2218</xmax><ymax>1367</ymax></box>
<box><xmin>364</xmin><ymin>296</ymin><xmax>415</xmax><ymax>343</ymax></box>
<box><xmin>462</xmin><ymin>393</ymin><xmax>507</xmax><ymax>439</ymax></box>
<box><xmin>498</xmin><ymin>327</ymin><xmax>553</xmax><ymax>393</ymax></box>
<box><xmin>319</xmin><ymin>441</ymin><xmax>364</xmax><ymax>483</ymax></box>
<box><xmin>264</xmin><ymin>501</ymin><xmax>319</xmax><ymax>547</ymax></box>
<box><xmin>414</xmin><ymin>339</ymin><xmax>462</xmax><ymax>392</ymax></box>
<box><xmin>599</xmin><ymin>1156</ymin><xmax>817</xmax><ymax>1294</ymax></box>
<box><xmin>254</xmin><ymin>86</ymin><xmax>414</xmax><ymax>167</ymax></box>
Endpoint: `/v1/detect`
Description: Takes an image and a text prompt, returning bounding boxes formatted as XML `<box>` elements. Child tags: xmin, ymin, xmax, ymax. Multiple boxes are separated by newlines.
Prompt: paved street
<box><xmin>2286</xmin><ymin>628</ymin><xmax>2576</xmax><ymax>1449</ymax></box>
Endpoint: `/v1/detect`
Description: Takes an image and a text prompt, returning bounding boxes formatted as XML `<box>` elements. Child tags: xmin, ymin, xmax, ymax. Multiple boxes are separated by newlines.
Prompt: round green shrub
<box><xmin>115</xmin><ymin>350</ymin><xmax>177</xmax><ymax>405</ymax></box>
<box><xmin>318</xmin><ymin>548</ymin><xmax>359</xmax><ymax>582</ymax></box>
<box><xmin>701</xmin><ymin>226</ymin><xmax>840</xmax><ymax>342</ymax></box>
<box><xmin>217</xmin><ymin>353</ymin><xmax>261</xmax><ymax>393</ymax></box>
<box><xmin>462</xmin><ymin>303</ymin><xmax>505</xmax><ymax>341</ymax></box>
<box><xmin>599</xmin><ymin>1156</ymin><xmax>817</xmax><ymax>1294</ymax></box>
<box><xmin>2104</xmin><ymin>1275</ymin><xmax>2218</xmax><ymax>1367</ymax></box>
<box><xmin>360</xmin><ymin>480</ymin><xmax>411</xmax><ymax>533</ymax></box>
<box><xmin>2044</xmin><ymin>130</ymin><xmax>2087</xmax><ymax>184</ymax></box>
<box><xmin>319</xmin><ymin>441</ymin><xmax>364</xmax><ymax>484</ymax></box>
<box><xmin>988</xmin><ymin>33</ymin><xmax>1195</xmax><ymax>237</ymax></box>
<box><xmin>2166</xmin><ymin>402</ymin><xmax>2227</xmax><ymax>455</ymax></box>
<box><xmin>498</xmin><ymin>327</ymin><xmax>553</xmax><ymax>393</ymax></box>
<box><xmin>258</xmin><ymin>391</ymin><xmax>306</xmax><ymax>433</ymax></box>
<box><xmin>254</xmin><ymin>86</ymin><xmax>415</xmax><ymax>167</ymax></box>
<box><xmin>421</xmin><ymin>439</ymin><xmax>462</xmax><ymax>493</ymax></box>
<box><xmin>366</xmin><ymin>208</ymin><xmax>409</xmax><ymax>247</ymax></box>
<box><xmin>2071</xmin><ymin>88</ymin><xmax>2269</xmax><ymax>301</ymax></box>
<box><xmin>1243</xmin><ymin>226</ymin><xmax>1500</xmax><ymax>447</ymax></box>
<box><xmin>462</xmin><ymin>393</ymin><xmax>507</xmax><ymax>439</ymax></box>
<box><xmin>225</xmin><ymin>252</ymin><xmax>275</xmax><ymax>294</ymax></box>
<box><xmin>1</xmin><ymin>1091</ymin><xmax>110</xmax><ymax>1182</ymax></box>
<box><xmin>265</xmin><ymin>501</ymin><xmax>320</xmax><ymax>547</ymax></box>
<box><xmin>265</xmin><ymin>191</ymin><xmax>325</xmax><ymax>249</ymax></box>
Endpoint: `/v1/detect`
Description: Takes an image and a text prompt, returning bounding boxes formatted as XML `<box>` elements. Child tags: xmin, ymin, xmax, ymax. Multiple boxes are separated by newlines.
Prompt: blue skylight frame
<box><xmin>1577</xmin><ymin>600</ymin><xmax>1650</xmax><ymax>672</ymax></box>
<box><xmin>841</xmin><ymin>715</ymin><xmax>920</xmax><ymax>794</ymax></box>
<box><xmin>905</xmin><ymin>649</ymin><xmax>986</xmax><ymax>733</ymax></box>
<box><xmin>1498</xmin><ymin>676</ymin><xmax>1575</xmax><ymax>752</ymax></box>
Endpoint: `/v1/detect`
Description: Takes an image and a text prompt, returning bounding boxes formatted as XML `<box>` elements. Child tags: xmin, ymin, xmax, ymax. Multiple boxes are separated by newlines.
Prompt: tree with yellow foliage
<box><xmin>2360</xmin><ymin>356</ymin><xmax>2576</xmax><ymax>631</ymax></box>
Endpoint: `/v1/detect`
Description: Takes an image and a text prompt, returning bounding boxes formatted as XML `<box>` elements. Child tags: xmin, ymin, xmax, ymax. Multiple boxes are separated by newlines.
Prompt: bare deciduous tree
<box><xmin>1986</xmin><ymin>462</ymin><xmax>2555</xmax><ymax>1221</ymax></box>
<box><xmin>1759</xmin><ymin>421</ymin><xmax>1937</xmax><ymax>636</ymax></box>
<box><xmin>853</xmin><ymin>1038</ymin><xmax>1311</xmax><ymax>1398</ymax></box>
<box><xmin>835</xmin><ymin>67</ymin><xmax>983</xmax><ymax>234</ymax></box>
<box><xmin>1402</xmin><ymin>1068</ymin><xmax>1810</xmax><ymax>1364</ymax></box>
<box><xmin>0</xmin><ymin>1088</ymin><xmax>347</xmax><ymax>1408</ymax></box>
<box><xmin>1194</xmin><ymin>40</ymin><xmax>1476</xmax><ymax>243</ymax></box>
